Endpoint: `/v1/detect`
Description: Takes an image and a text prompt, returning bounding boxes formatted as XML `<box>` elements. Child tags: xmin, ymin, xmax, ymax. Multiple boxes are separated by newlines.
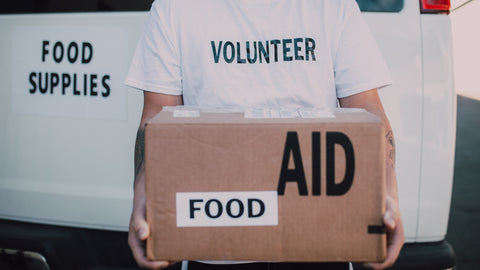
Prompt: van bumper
<box><xmin>355</xmin><ymin>241</ymin><xmax>456</xmax><ymax>270</ymax></box>
<box><xmin>1</xmin><ymin>219</ymin><xmax>456</xmax><ymax>270</ymax></box>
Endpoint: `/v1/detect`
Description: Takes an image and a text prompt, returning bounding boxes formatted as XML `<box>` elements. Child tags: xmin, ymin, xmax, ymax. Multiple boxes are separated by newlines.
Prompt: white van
<box><xmin>0</xmin><ymin>0</ymin><xmax>456</xmax><ymax>269</ymax></box>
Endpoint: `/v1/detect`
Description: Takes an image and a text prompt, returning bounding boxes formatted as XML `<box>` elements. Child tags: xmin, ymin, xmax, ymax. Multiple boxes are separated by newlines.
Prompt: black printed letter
<box><xmin>82</xmin><ymin>42</ymin><xmax>93</xmax><ymax>64</ymax></box>
<box><xmin>211</xmin><ymin>41</ymin><xmax>222</xmax><ymax>63</ymax></box>
<box><xmin>223</xmin><ymin>41</ymin><xmax>235</xmax><ymax>63</ymax></box>
<box><xmin>305</xmin><ymin>38</ymin><xmax>316</xmax><ymax>61</ymax></box>
<box><xmin>326</xmin><ymin>132</ymin><xmax>355</xmax><ymax>196</ymax></box>
<box><xmin>278</xmin><ymin>132</ymin><xmax>308</xmax><ymax>196</ymax></box>
<box><xmin>29</xmin><ymin>72</ymin><xmax>37</xmax><ymax>93</ymax></box>
<box><xmin>312</xmin><ymin>132</ymin><xmax>321</xmax><ymax>196</ymax></box>
<box><xmin>248</xmin><ymin>199</ymin><xmax>265</xmax><ymax>218</ymax></box>
<box><xmin>190</xmin><ymin>199</ymin><xmax>203</xmax><ymax>219</ymax></box>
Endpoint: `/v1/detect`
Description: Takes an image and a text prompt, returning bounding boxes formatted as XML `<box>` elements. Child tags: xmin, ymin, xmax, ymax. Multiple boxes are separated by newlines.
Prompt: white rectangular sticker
<box><xmin>176</xmin><ymin>191</ymin><xmax>278</xmax><ymax>227</ymax></box>
<box><xmin>173</xmin><ymin>110</ymin><xmax>200</xmax><ymax>118</ymax></box>
<box><xmin>245</xmin><ymin>108</ymin><xmax>334</xmax><ymax>119</ymax></box>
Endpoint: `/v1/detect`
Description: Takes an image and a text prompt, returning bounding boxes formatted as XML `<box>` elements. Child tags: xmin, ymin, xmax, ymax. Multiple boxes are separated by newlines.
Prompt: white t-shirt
<box><xmin>125</xmin><ymin>0</ymin><xmax>392</xmax><ymax>108</ymax></box>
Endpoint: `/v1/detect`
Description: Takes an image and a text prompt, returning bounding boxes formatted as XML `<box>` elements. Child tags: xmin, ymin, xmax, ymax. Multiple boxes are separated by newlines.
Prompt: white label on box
<box><xmin>298</xmin><ymin>108</ymin><xmax>334</xmax><ymax>118</ymax></box>
<box><xmin>245</xmin><ymin>108</ymin><xmax>334</xmax><ymax>119</ymax></box>
<box><xmin>173</xmin><ymin>110</ymin><xmax>200</xmax><ymax>118</ymax></box>
<box><xmin>176</xmin><ymin>191</ymin><xmax>278</xmax><ymax>227</ymax></box>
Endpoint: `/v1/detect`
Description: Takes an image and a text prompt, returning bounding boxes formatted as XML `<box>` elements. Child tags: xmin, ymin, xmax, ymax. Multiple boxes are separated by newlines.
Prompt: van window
<box><xmin>356</xmin><ymin>0</ymin><xmax>404</xmax><ymax>12</ymax></box>
<box><xmin>1</xmin><ymin>0</ymin><xmax>405</xmax><ymax>14</ymax></box>
<box><xmin>0</xmin><ymin>0</ymin><xmax>153</xmax><ymax>14</ymax></box>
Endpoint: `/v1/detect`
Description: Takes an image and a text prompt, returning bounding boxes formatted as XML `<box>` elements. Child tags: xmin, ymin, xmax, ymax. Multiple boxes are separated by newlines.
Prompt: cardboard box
<box><xmin>145</xmin><ymin>107</ymin><xmax>386</xmax><ymax>262</ymax></box>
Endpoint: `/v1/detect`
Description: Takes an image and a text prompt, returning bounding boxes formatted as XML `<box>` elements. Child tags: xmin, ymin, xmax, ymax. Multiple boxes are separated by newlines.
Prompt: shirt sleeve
<box><xmin>124</xmin><ymin>0</ymin><xmax>183</xmax><ymax>95</ymax></box>
<box><xmin>334</xmin><ymin>0</ymin><xmax>393</xmax><ymax>98</ymax></box>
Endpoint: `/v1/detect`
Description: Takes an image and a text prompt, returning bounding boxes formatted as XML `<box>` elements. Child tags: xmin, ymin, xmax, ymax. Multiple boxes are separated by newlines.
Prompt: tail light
<box><xmin>420</xmin><ymin>0</ymin><xmax>451</xmax><ymax>14</ymax></box>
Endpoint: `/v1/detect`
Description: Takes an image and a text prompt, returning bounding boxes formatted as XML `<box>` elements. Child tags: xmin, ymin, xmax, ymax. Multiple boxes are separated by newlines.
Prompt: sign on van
<box><xmin>144</xmin><ymin>108</ymin><xmax>387</xmax><ymax>263</ymax></box>
<box><xmin>11</xmin><ymin>25</ymin><xmax>128</xmax><ymax>120</ymax></box>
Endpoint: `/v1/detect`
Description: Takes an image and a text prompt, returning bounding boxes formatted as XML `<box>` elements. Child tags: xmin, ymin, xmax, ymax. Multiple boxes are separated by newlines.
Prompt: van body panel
<box><xmin>0</xmin><ymin>0</ymin><xmax>456</xmax><ymax>247</ymax></box>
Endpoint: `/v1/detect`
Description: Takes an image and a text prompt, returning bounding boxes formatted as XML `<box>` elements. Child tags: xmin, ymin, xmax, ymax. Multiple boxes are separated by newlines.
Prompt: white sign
<box><xmin>11</xmin><ymin>25</ymin><xmax>129</xmax><ymax>120</ymax></box>
<box><xmin>176</xmin><ymin>191</ymin><xmax>278</xmax><ymax>227</ymax></box>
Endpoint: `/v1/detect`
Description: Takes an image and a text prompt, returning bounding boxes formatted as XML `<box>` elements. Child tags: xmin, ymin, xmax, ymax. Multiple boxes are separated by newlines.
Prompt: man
<box><xmin>125</xmin><ymin>0</ymin><xmax>404</xmax><ymax>269</ymax></box>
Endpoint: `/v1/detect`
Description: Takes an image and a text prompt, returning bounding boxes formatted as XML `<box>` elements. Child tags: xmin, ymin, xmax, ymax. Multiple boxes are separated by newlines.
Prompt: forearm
<box><xmin>132</xmin><ymin>127</ymin><xmax>147</xmax><ymax>220</ymax></box>
<box><xmin>133</xmin><ymin>92</ymin><xmax>183</xmax><ymax>187</ymax></box>
<box><xmin>128</xmin><ymin>92</ymin><xmax>183</xmax><ymax>269</ymax></box>
<box><xmin>384</xmin><ymin>124</ymin><xmax>399</xmax><ymax>201</ymax></box>
<box><xmin>134</xmin><ymin>126</ymin><xmax>146</xmax><ymax>187</ymax></box>
<box><xmin>338</xmin><ymin>89</ymin><xmax>398</xmax><ymax>199</ymax></box>
<box><xmin>368</xmin><ymin>106</ymin><xmax>399</xmax><ymax>201</ymax></box>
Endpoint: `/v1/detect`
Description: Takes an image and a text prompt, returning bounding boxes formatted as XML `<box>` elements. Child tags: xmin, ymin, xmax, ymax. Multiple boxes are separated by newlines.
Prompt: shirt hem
<box><xmin>336</xmin><ymin>80</ymin><xmax>393</xmax><ymax>99</ymax></box>
<box><xmin>124</xmin><ymin>78</ymin><xmax>183</xmax><ymax>96</ymax></box>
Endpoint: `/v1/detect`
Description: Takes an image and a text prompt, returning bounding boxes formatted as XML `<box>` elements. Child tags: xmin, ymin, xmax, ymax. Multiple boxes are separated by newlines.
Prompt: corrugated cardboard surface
<box><xmin>145</xmin><ymin>109</ymin><xmax>386</xmax><ymax>262</ymax></box>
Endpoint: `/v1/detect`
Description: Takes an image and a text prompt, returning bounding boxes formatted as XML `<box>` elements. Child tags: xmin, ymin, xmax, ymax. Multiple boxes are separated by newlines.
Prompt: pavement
<box><xmin>445</xmin><ymin>95</ymin><xmax>480</xmax><ymax>270</ymax></box>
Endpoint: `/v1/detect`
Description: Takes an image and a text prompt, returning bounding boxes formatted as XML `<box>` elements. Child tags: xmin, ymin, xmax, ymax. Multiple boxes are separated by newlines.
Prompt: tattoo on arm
<box><xmin>134</xmin><ymin>127</ymin><xmax>146</xmax><ymax>179</ymax></box>
<box><xmin>386</xmin><ymin>130</ymin><xmax>396</xmax><ymax>169</ymax></box>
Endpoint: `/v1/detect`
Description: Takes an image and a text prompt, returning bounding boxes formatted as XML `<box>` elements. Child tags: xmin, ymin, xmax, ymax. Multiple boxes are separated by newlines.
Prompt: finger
<box><xmin>140</xmin><ymin>259</ymin><xmax>171</xmax><ymax>269</ymax></box>
<box><xmin>129</xmin><ymin>231</ymin><xmax>171</xmax><ymax>269</ymax></box>
<box><xmin>141</xmin><ymin>260</ymin><xmax>171</xmax><ymax>269</ymax></box>
<box><xmin>383</xmin><ymin>209</ymin><xmax>396</xmax><ymax>230</ymax></box>
<box><xmin>365</xmin><ymin>223</ymin><xmax>404</xmax><ymax>269</ymax></box>
<box><xmin>384</xmin><ymin>197</ymin><xmax>400</xmax><ymax>230</ymax></box>
<box><xmin>128</xmin><ymin>230</ymin><xmax>147</xmax><ymax>264</ymax></box>
<box><xmin>131</xmin><ymin>212</ymin><xmax>150</xmax><ymax>241</ymax></box>
<box><xmin>364</xmin><ymin>204</ymin><xmax>404</xmax><ymax>269</ymax></box>
<box><xmin>136</xmin><ymin>223</ymin><xmax>149</xmax><ymax>241</ymax></box>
